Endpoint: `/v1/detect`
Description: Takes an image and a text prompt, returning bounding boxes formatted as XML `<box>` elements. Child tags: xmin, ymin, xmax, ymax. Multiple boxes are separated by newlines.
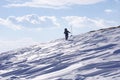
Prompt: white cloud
<box><xmin>6</xmin><ymin>0</ymin><xmax>22</xmax><ymax>3</ymax></box>
<box><xmin>0</xmin><ymin>18</ymin><xmax>23</xmax><ymax>30</ymax></box>
<box><xmin>9</xmin><ymin>14</ymin><xmax>60</xmax><ymax>28</ymax></box>
<box><xmin>0</xmin><ymin>38</ymin><xmax>38</xmax><ymax>53</ymax></box>
<box><xmin>0</xmin><ymin>14</ymin><xmax>60</xmax><ymax>30</ymax></box>
<box><xmin>63</xmin><ymin>16</ymin><xmax>117</xmax><ymax>28</ymax></box>
<box><xmin>104</xmin><ymin>9</ymin><xmax>113</xmax><ymax>13</ymax></box>
<box><xmin>5</xmin><ymin>0</ymin><xmax>105</xmax><ymax>9</ymax></box>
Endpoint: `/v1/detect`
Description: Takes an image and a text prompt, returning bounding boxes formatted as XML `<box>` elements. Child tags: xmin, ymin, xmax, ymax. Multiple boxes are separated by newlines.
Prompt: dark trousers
<box><xmin>65</xmin><ymin>34</ymin><xmax>68</xmax><ymax>40</ymax></box>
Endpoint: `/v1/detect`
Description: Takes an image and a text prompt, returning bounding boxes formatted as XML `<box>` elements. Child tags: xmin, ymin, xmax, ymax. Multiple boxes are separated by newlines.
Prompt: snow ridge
<box><xmin>0</xmin><ymin>26</ymin><xmax>120</xmax><ymax>80</ymax></box>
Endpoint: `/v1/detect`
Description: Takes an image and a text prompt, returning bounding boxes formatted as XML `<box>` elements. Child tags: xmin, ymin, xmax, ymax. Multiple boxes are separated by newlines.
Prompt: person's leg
<box><xmin>65</xmin><ymin>35</ymin><xmax>68</xmax><ymax>40</ymax></box>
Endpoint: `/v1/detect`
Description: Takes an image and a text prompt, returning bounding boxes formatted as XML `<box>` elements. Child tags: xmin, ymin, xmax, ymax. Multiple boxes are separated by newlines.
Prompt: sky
<box><xmin>0</xmin><ymin>0</ymin><xmax>120</xmax><ymax>52</ymax></box>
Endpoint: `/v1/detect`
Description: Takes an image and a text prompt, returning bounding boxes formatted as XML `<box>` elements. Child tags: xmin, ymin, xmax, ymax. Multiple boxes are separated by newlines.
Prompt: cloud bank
<box><xmin>0</xmin><ymin>15</ymin><xmax>118</xmax><ymax>30</ymax></box>
<box><xmin>0</xmin><ymin>18</ymin><xmax>23</xmax><ymax>30</ymax></box>
<box><xmin>63</xmin><ymin>16</ymin><xmax>117</xmax><ymax>28</ymax></box>
<box><xmin>0</xmin><ymin>14</ymin><xmax>60</xmax><ymax>30</ymax></box>
<box><xmin>5</xmin><ymin>0</ymin><xmax>105</xmax><ymax>9</ymax></box>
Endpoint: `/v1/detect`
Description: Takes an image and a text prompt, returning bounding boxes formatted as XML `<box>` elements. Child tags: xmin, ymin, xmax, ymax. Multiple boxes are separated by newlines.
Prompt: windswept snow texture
<box><xmin>0</xmin><ymin>26</ymin><xmax>120</xmax><ymax>80</ymax></box>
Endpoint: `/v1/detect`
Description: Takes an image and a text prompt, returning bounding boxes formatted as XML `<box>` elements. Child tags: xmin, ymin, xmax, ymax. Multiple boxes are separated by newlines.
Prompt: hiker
<box><xmin>64</xmin><ymin>28</ymin><xmax>70</xmax><ymax>40</ymax></box>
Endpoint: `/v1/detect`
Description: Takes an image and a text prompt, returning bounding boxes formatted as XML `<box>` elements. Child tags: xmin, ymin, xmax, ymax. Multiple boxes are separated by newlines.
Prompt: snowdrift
<box><xmin>0</xmin><ymin>26</ymin><xmax>120</xmax><ymax>80</ymax></box>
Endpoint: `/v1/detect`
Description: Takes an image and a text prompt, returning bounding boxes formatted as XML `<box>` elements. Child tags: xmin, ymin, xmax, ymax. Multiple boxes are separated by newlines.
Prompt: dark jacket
<box><xmin>64</xmin><ymin>28</ymin><xmax>70</xmax><ymax>35</ymax></box>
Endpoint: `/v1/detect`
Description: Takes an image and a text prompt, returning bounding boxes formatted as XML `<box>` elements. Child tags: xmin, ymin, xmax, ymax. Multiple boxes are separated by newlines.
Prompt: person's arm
<box><xmin>68</xmin><ymin>31</ymin><xmax>70</xmax><ymax>33</ymax></box>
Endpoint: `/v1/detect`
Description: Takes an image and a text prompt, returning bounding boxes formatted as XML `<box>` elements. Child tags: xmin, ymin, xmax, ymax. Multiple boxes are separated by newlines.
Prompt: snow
<box><xmin>0</xmin><ymin>26</ymin><xmax>120</xmax><ymax>80</ymax></box>
<box><xmin>33</xmin><ymin>62</ymin><xmax>83</xmax><ymax>80</ymax></box>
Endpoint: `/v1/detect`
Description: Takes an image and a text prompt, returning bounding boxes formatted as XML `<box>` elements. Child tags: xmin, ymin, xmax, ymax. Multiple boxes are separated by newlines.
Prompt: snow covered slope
<box><xmin>0</xmin><ymin>26</ymin><xmax>120</xmax><ymax>80</ymax></box>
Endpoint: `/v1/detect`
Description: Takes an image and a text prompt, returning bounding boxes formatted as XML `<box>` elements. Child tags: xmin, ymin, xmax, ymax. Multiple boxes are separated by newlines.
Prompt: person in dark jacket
<box><xmin>64</xmin><ymin>28</ymin><xmax>70</xmax><ymax>40</ymax></box>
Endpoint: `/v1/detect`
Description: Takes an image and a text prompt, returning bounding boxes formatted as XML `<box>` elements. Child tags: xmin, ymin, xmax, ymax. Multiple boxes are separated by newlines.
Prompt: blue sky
<box><xmin>0</xmin><ymin>0</ymin><xmax>120</xmax><ymax>52</ymax></box>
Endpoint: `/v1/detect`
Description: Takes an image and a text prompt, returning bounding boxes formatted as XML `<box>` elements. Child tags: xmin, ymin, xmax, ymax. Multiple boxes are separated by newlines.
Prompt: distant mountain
<box><xmin>0</xmin><ymin>26</ymin><xmax>120</xmax><ymax>80</ymax></box>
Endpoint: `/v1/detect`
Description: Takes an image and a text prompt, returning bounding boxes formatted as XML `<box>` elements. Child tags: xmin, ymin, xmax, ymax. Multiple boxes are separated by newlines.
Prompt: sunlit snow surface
<box><xmin>0</xmin><ymin>26</ymin><xmax>120</xmax><ymax>80</ymax></box>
